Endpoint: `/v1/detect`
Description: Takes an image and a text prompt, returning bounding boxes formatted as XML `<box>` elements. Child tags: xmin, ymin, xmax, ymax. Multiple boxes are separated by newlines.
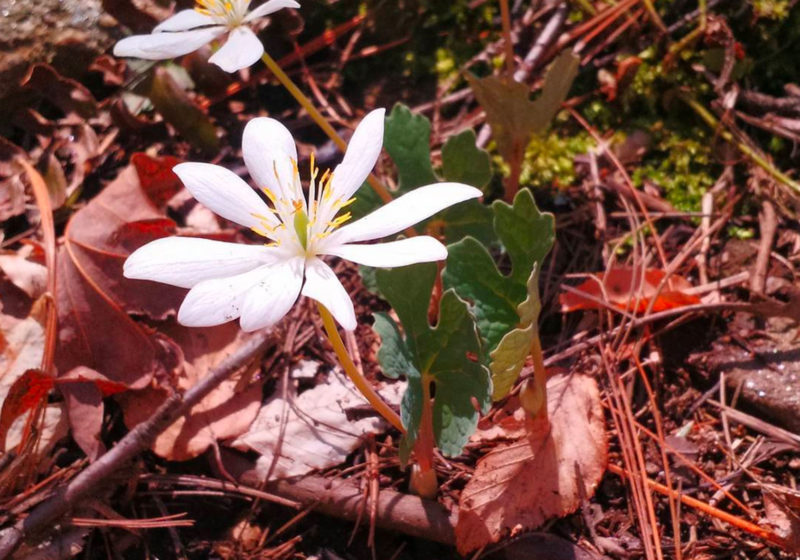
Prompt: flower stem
<box><xmin>317</xmin><ymin>303</ymin><xmax>405</xmax><ymax>433</ymax></box>
<box><xmin>260</xmin><ymin>52</ymin><xmax>393</xmax><ymax>204</ymax></box>
<box><xmin>409</xmin><ymin>375</ymin><xmax>437</xmax><ymax>498</ymax></box>
<box><xmin>498</xmin><ymin>0</ymin><xmax>516</xmax><ymax>79</ymax></box>
<box><xmin>519</xmin><ymin>334</ymin><xmax>548</xmax><ymax>422</ymax></box>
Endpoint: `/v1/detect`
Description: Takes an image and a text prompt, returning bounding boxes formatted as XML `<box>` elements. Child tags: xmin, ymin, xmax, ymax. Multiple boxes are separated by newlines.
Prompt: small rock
<box><xmin>705</xmin><ymin>321</ymin><xmax>800</xmax><ymax>433</ymax></box>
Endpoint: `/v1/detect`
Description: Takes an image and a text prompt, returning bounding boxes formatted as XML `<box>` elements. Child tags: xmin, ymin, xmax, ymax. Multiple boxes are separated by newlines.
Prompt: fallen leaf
<box><xmin>142</xmin><ymin>67</ymin><xmax>220</xmax><ymax>153</ymax></box>
<box><xmin>455</xmin><ymin>374</ymin><xmax>608</xmax><ymax>555</ymax></box>
<box><xmin>0</xmin><ymin>245</ymin><xmax>48</xmax><ymax>299</ymax></box>
<box><xmin>0</xmin><ymin>310</ymin><xmax>67</xmax><ymax>460</ymax></box>
<box><xmin>101</xmin><ymin>0</ymin><xmax>161</xmax><ymax>33</ymax></box>
<box><xmin>232</xmin><ymin>373</ymin><xmax>404</xmax><ymax>479</ymax></box>
<box><xmin>20</xmin><ymin>64</ymin><xmax>98</xmax><ymax>119</ymax></box>
<box><xmin>763</xmin><ymin>484</ymin><xmax>800</xmax><ymax>553</ymax></box>
<box><xmin>57</xmin><ymin>366</ymin><xmax>129</xmax><ymax>461</ymax></box>
<box><xmin>0</xmin><ymin>369</ymin><xmax>53</xmax><ymax>451</ymax></box>
<box><xmin>117</xmin><ymin>324</ymin><xmax>262</xmax><ymax>461</ymax></box>
<box><xmin>559</xmin><ymin>268</ymin><xmax>701</xmax><ymax>313</ymax></box>
<box><xmin>61</xmin><ymin>164</ymin><xmax>185</xmax><ymax>322</ymax></box>
<box><xmin>131</xmin><ymin>152</ymin><xmax>184</xmax><ymax>208</ymax></box>
<box><xmin>0</xmin><ymin>139</ymin><xmax>27</xmax><ymax>222</ymax></box>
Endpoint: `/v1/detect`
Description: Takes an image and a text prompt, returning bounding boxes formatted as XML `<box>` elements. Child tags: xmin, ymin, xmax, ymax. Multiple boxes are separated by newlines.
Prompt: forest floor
<box><xmin>2</xmin><ymin>0</ymin><xmax>800</xmax><ymax>559</ymax></box>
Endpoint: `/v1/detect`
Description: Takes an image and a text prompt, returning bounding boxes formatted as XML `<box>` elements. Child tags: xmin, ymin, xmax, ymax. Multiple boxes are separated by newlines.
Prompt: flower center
<box><xmin>250</xmin><ymin>152</ymin><xmax>356</xmax><ymax>256</ymax></box>
<box><xmin>194</xmin><ymin>0</ymin><xmax>249</xmax><ymax>25</ymax></box>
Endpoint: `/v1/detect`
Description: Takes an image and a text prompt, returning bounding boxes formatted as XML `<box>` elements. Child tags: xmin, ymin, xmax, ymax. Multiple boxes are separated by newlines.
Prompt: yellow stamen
<box><xmin>329</xmin><ymin>212</ymin><xmax>352</xmax><ymax>228</ymax></box>
<box><xmin>260</xmin><ymin>187</ymin><xmax>278</xmax><ymax>205</ymax></box>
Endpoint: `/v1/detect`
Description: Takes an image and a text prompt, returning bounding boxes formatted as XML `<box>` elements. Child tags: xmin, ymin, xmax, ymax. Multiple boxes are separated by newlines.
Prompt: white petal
<box><xmin>239</xmin><ymin>256</ymin><xmax>304</xmax><ymax>331</ymax></box>
<box><xmin>329</xmin><ymin>108</ymin><xmax>385</xmax><ymax>201</ymax></box>
<box><xmin>324</xmin><ymin>237</ymin><xmax>446</xmax><ymax>268</ymax></box>
<box><xmin>178</xmin><ymin>264</ymin><xmax>271</xmax><ymax>327</ymax></box>
<box><xmin>123</xmin><ymin>237</ymin><xmax>279</xmax><ymax>289</ymax></box>
<box><xmin>154</xmin><ymin>10</ymin><xmax>217</xmax><ymax>32</ymax></box>
<box><xmin>330</xmin><ymin>183</ymin><xmax>482</xmax><ymax>244</ymax></box>
<box><xmin>173</xmin><ymin>162</ymin><xmax>278</xmax><ymax>231</ymax></box>
<box><xmin>208</xmin><ymin>27</ymin><xmax>264</xmax><ymax>73</ymax></box>
<box><xmin>301</xmin><ymin>258</ymin><xmax>356</xmax><ymax>331</ymax></box>
<box><xmin>244</xmin><ymin>0</ymin><xmax>300</xmax><ymax>22</ymax></box>
<box><xmin>113</xmin><ymin>27</ymin><xmax>225</xmax><ymax>60</ymax></box>
<box><xmin>242</xmin><ymin>117</ymin><xmax>298</xmax><ymax>200</ymax></box>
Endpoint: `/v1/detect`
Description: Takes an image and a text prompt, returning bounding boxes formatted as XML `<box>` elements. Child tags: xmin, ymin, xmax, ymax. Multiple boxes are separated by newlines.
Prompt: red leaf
<box><xmin>560</xmin><ymin>267</ymin><xmax>700</xmax><ymax>314</ymax></box>
<box><xmin>0</xmin><ymin>369</ymin><xmax>54</xmax><ymax>451</ymax></box>
<box><xmin>131</xmin><ymin>153</ymin><xmax>183</xmax><ymax>209</ymax></box>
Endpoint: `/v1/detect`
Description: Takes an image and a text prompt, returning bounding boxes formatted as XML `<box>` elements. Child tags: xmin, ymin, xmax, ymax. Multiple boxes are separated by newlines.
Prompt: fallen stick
<box><xmin>0</xmin><ymin>332</ymin><xmax>275</xmax><ymax>559</ymax></box>
<box><xmin>236</xmin><ymin>469</ymin><xmax>458</xmax><ymax>546</ymax></box>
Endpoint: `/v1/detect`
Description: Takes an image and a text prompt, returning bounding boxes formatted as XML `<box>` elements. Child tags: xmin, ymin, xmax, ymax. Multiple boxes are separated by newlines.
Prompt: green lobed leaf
<box><xmin>442</xmin><ymin>190</ymin><xmax>554</xmax><ymax>365</ymax></box>
<box><xmin>383</xmin><ymin>104</ymin><xmax>438</xmax><ymax>191</ymax></box>
<box><xmin>374</xmin><ymin>263</ymin><xmax>491</xmax><ymax>458</ymax></box>
<box><xmin>489</xmin><ymin>265</ymin><xmax>542</xmax><ymax>400</ymax></box>
<box><xmin>433</xmin><ymin>201</ymin><xmax>495</xmax><ymax>246</ymax></box>
<box><xmin>493</xmin><ymin>188</ymin><xmax>556</xmax><ymax>285</ymax></box>
<box><xmin>441</xmin><ymin>129</ymin><xmax>492</xmax><ymax>189</ymax></box>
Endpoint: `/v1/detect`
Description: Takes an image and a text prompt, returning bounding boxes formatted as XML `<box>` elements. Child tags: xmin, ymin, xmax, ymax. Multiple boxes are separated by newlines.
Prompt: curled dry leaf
<box><xmin>232</xmin><ymin>373</ymin><xmax>404</xmax><ymax>479</ymax></box>
<box><xmin>560</xmin><ymin>267</ymin><xmax>700</xmax><ymax>314</ymax></box>
<box><xmin>117</xmin><ymin>323</ymin><xmax>262</xmax><ymax>461</ymax></box>
<box><xmin>455</xmin><ymin>374</ymin><xmax>608</xmax><ymax>556</ymax></box>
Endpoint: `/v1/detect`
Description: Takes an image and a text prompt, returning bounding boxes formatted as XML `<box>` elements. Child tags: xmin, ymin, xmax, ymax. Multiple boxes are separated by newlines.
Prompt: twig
<box><xmin>751</xmin><ymin>198</ymin><xmax>778</xmax><ymax>295</ymax></box>
<box><xmin>0</xmin><ymin>332</ymin><xmax>275</xmax><ymax>558</ymax></box>
<box><xmin>238</xmin><ymin>472</ymin><xmax>457</xmax><ymax>545</ymax></box>
<box><xmin>513</xmin><ymin>4</ymin><xmax>567</xmax><ymax>83</ymax></box>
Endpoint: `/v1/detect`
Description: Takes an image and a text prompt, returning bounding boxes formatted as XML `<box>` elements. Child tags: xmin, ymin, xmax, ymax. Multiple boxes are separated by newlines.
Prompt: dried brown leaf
<box><xmin>455</xmin><ymin>374</ymin><xmax>607</xmax><ymax>555</ymax></box>
<box><xmin>232</xmin><ymin>374</ymin><xmax>404</xmax><ymax>479</ymax></box>
<box><xmin>117</xmin><ymin>324</ymin><xmax>261</xmax><ymax>461</ymax></box>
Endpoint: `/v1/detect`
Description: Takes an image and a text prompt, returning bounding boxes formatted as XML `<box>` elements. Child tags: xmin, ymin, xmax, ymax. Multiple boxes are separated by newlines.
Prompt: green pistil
<box><xmin>293</xmin><ymin>210</ymin><xmax>309</xmax><ymax>250</ymax></box>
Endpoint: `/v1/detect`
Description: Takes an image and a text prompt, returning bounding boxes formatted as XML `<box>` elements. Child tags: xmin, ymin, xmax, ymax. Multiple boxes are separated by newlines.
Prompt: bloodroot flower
<box><xmin>124</xmin><ymin>109</ymin><xmax>482</xmax><ymax>331</ymax></box>
<box><xmin>113</xmin><ymin>0</ymin><xmax>300</xmax><ymax>72</ymax></box>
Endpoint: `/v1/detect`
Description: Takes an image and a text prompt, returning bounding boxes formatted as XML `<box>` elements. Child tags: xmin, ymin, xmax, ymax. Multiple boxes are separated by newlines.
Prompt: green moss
<box><xmin>752</xmin><ymin>0</ymin><xmax>792</xmax><ymax>20</ymax></box>
<box><xmin>631</xmin><ymin>129</ymin><xmax>716</xmax><ymax>212</ymax></box>
<box><xmin>514</xmin><ymin>131</ymin><xmax>592</xmax><ymax>190</ymax></box>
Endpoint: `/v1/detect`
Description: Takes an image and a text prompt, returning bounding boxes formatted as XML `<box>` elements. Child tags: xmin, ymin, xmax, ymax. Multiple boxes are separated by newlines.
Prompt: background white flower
<box><xmin>113</xmin><ymin>0</ymin><xmax>300</xmax><ymax>72</ymax></box>
<box><xmin>124</xmin><ymin>108</ymin><xmax>482</xmax><ymax>332</ymax></box>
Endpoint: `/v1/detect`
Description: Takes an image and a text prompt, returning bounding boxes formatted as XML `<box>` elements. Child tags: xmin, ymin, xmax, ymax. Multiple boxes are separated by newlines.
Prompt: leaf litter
<box><xmin>232</xmin><ymin>370</ymin><xmax>404</xmax><ymax>479</ymax></box>
<box><xmin>455</xmin><ymin>373</ymin><xmax>607</xmax><ymax>555</ymax></box>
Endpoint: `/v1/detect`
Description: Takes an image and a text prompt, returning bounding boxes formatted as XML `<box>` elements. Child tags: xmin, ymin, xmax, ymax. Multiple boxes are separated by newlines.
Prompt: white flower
<box><xmin>124</xmin><ymin>109</ymin><xmax>482</xmax><ymax>331</ymax></box>
<box><xmin>113</xmin><ymin>0</ymin><xmax>300</xmax><ymax>73</ymax></box>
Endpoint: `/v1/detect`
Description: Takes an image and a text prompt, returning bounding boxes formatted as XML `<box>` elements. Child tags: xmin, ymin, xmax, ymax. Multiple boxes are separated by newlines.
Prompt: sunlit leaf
<box><xmin>443</xmin><ymin>190</ymin><xmax>554</xmax><ymax>357</ymax></box>
<box><xmin>441</xmin><ymin>129</ymin><xmax>492</xmax><ymax>189</ymax></box>
<box><xmin>383</xmin><ymin>103</ymin><xmax>438</xmax><ymax>191</ymax></box>
<box><xmin>467</xmin><ymin>51</ymin><xmax>579</xmax><ymax>169</ymax></box>
<box><xmin>374</xmin><ymin>263</ymin><xmax>491</xmax><ymax>458</ymax></box>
